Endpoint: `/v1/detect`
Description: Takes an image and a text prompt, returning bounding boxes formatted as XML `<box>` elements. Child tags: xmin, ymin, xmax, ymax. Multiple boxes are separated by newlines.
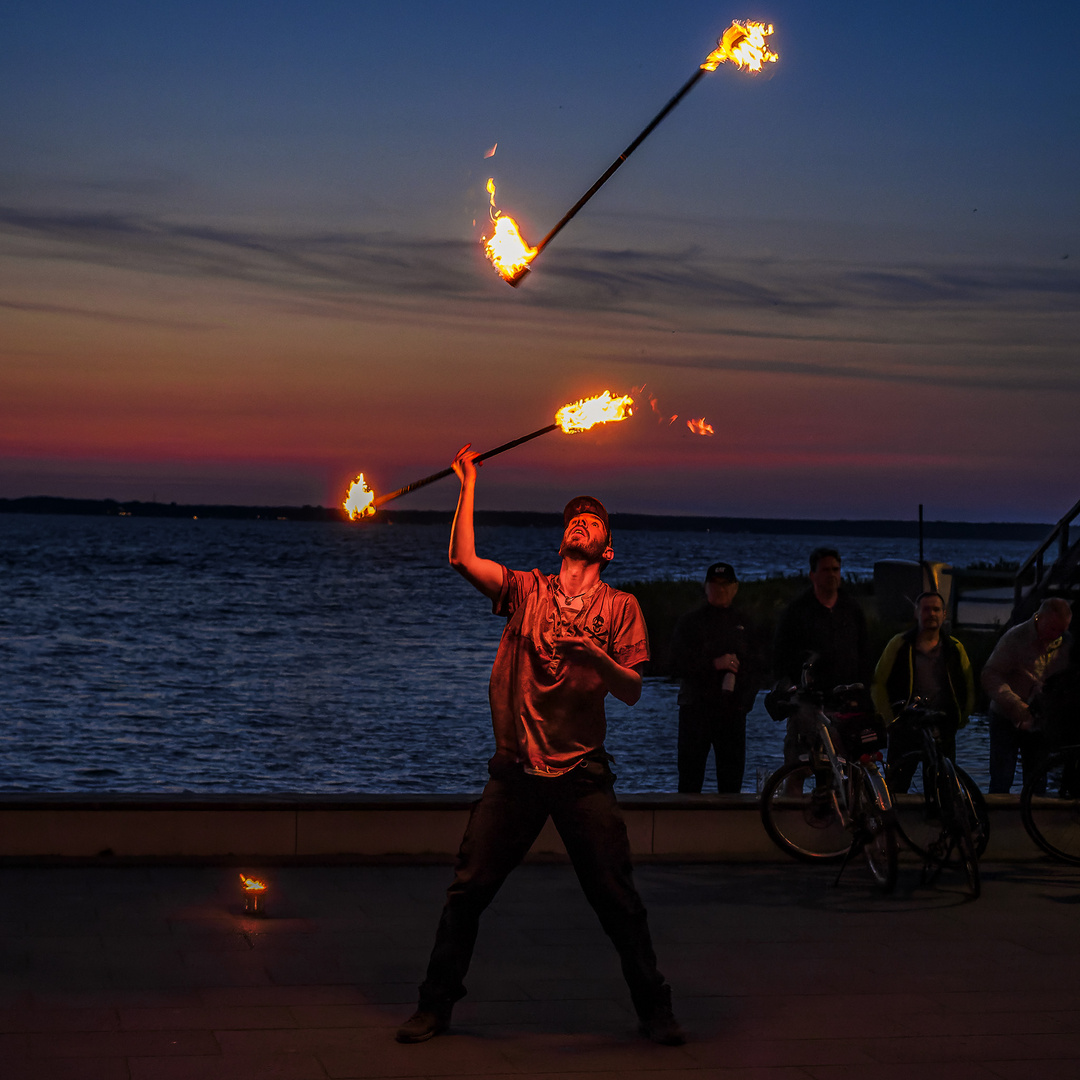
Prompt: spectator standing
<box><xmin>773</xmin><ymin>547</ymin><xmax>872</xmax><ymax>767</ymax></box>
<box><xmin>669</xmin><ymin>562</ymin><xmax>761</xmax><ymax>793</ymax></box>
<box><xmin>982</xmin><ymin>597</ymin><xmax>1072</xmax><ymax>793</ymax></box>
<box><xmin>871</xmin><ymin>590</ymin><xmax>975</xmax><ymax>790</ymax></box>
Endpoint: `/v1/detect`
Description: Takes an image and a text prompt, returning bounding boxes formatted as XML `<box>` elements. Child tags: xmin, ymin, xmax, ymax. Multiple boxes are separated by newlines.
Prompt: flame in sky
<box><xmin>343</xmin><ymin>474</ymin><xmax>376</xmax><ymax>519</ymax></box>
<box><xmin>649</xmin><ymin>395</ymin><xmax>679</xmax><ymax>425</ymax></box>
<box><xmin>687</xmin><ymin>417</ymin><xmax>715</xmax><ymax>436</ymax></box>
<box><xmin>554</xmin><ymin>390</ymin><xmax>635</xmax><ymax>433</ymax></box>
<box><xmin>239</xmin><ymin>874</ymin><xmax>267</xmax><ymax>893</ymax></box>
<box><xmin>482</xmin><ymin>178</ymin><xmax>537</xmax><ymax>281</ymax></box>
<box><xmin>700</xmin><ymin>21</ymin><xmax>778</xmax><ymax>72</ymax></box>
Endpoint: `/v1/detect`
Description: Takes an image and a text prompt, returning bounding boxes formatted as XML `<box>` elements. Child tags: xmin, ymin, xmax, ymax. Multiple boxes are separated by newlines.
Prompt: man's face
<box><xmin>1036</xmin><ymin>609</ymin><xmax>1071</xmax><ymax>645</ymax></box>
<box><xmin>809</xmin><ymin>556</ymin><xmax>842</xmax><ymax>598</ymax></box>
<box><xmin>705</xmin><ymin>579</ymin><xmax>738</xmax><ymax>608</ymax></box>
<box><xmin>559</xmin><ymin>513</ymin><xmax>612</xmax><ymax>562</ymax></box>
<box><xmin>917</xmin><ymin>595</ymin><xmax>945</xmax><ymax>633</ymax></box>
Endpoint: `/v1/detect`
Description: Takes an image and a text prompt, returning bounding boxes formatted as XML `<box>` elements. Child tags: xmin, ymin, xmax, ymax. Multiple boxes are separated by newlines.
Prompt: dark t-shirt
<box><xmin>669</xmin><ymin>602</ymin><xmax>760</xmax><ymax>713</ymax></box>
<box><xmin>773</xmin><ymin>588</ymin><xmax>871</xmax><ymax>692</ymax></box>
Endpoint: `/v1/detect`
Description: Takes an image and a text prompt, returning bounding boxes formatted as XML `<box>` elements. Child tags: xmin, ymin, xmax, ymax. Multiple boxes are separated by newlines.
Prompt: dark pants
<box><xmin>418</xmin><ymin>757</ymin><xmax>668</xmax><ymax>1018</ymax></box>
<box><xmin>678</xmin><ymin>701</ymin><xmax>747</xmax><ymax>793</ymax></box>
<box><xmin>886</xmin><ymin>720</ymin><xmax>958</xmax><ymax>793</ymax></box>
<box><xmin>988</xmin><ymin>710</ymin><xmax>1047</xmax><ymax>794</ymax></box>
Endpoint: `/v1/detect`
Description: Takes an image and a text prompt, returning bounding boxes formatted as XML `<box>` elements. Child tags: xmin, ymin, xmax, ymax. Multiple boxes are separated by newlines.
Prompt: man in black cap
<box><xmin>669</xmin><ymin>562</ymin><xmax>761</xmax><ymax>793</ymax></box>
<box><xmin>397</xmin><ymin>444</ymin><xmax>683</xmax><ymax>1047</ymax></box>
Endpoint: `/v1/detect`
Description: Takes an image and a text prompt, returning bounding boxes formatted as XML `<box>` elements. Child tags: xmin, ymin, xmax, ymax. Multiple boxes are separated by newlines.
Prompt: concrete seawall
<box><xmin>0</xmin><ymin>793</ymin><xmax>1041</xmax><ymax>863</ymax></box>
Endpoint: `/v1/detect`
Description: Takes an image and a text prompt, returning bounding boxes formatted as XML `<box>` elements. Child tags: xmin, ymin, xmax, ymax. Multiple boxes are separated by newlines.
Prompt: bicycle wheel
<box><xmin>1021</xmin><ymin>745</ymin><xmax>1080</xmax><ymax>865</ymax></box>
<box><xmin>889</xmin><ymin>753</ymin><xmax>989</xmax><ymax>859</ymax></box>
<box><xmin>941</xmin><ymin>760</ymin><xmax>981</xmax><ymax>899</ymax></box>
<box><xmin>857</xmin><ymin>767</ymin><xmax>898</xmax><ymax>893</ymax></box>
<box><xmin>956</xmin><ymin>764</ymin><xmax>990</xmax><ymax>859</ymax></box>
<box><xmin>759</xmin><ymin>761</ymin><xmax>850</xmax><ymax>862</ymax></box>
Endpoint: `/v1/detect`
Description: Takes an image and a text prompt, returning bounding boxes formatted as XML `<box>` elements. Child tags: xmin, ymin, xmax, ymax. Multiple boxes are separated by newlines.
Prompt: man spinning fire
<box><xmin>397</xmin><ymin>444</ymin><xmax>684</xmax><ymax>1046</ymax></box>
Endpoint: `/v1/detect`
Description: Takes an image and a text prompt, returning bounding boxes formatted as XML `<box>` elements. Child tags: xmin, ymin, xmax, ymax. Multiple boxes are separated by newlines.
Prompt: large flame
<box><xmin>701</xmin><ymin>21</ymin><xmax>777</xmax><ymax>72</ymax></box>
<box><xmin>555</xmin><ymin>390</ymin><xmax>635</xmax><ymax>434</ymax></box>
<box><xmin>483</xmin><ymin>178</ymin><xmax>537</xmax><ymax>282</ymax></box>
<box><xmin>239</xmin><ymin>874</ymin><xmax>267</xmax><ymax>893</ymax></box>
<box><xmin>343</xmin><ymin>474</ymin><xmax>377</xmax><ymax>520</ymax></box>
<box><xmin>686</xmin><ymin>417</ymin><xmax>715</xmax><ymax>436</ymax></box>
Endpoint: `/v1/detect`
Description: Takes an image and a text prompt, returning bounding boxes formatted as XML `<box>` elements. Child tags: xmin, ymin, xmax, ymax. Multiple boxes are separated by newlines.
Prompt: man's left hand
<box><xmin>555</xmin><ymin>629</ymin><xmax>606</xmax><ymax>668</ymax></box>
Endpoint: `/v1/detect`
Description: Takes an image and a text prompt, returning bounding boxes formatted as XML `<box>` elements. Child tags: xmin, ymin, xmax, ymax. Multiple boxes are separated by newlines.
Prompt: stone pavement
<box><xmin>2</xmin><ymin>856</ymin><xmax>1079</xmax><ymax>1079</ymax></box>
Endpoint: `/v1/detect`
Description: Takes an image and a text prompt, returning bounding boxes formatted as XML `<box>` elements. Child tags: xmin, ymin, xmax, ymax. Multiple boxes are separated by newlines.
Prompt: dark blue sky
<box><xmin>2</xmin><ymin>2</ymin><xmax>1078</xmax><ymax>519</ymax></box>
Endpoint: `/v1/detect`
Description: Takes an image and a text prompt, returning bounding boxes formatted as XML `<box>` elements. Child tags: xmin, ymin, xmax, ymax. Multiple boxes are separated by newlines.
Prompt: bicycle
<box><xmin>1020</xmin><ymin>744</ymin><xmax>1080</xmax><ymax>865</ymax></box>
<box><xmin>760</xmin><ymin>665</ymin><xmax>899</xmax><ymax>893</ymax></box>
<box><xmin>885</xmin><ymin>704</ymin><xmax>988</xmax><ymax>899</ymax></box>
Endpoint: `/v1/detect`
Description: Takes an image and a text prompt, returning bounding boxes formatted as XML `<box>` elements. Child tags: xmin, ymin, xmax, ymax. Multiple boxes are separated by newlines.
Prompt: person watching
<box><xmin>773</xmin><ymin>547</ymin><xmax>872</xmax><ymax>767</ymax></box>
<box><xmin>981</xmin><ymin>596</ymin><xmax>1072</xmax><ymax>793</ymax></box>
<box><xmin>669</xmin><ymin>561</ymin><xmax>761</xmax><ymax>793</ymax></box>
<box><xmin>871</xmin><ymin>590</ymin><xmax>975</xmax><ymax>790</ymax></box>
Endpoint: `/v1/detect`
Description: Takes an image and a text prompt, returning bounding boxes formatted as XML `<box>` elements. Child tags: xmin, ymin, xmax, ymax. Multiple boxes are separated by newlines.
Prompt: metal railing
<box><xmin>1011</xmin><ymin>496</ymin><xmax>1080</xmax><ymax>620</ymax></box>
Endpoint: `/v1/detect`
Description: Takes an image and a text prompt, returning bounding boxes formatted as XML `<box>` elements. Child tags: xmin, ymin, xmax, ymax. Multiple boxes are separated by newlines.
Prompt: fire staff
<box><xmin>396</xmin><ymin>444</ymin><xmax>684</xmax><ymax>1046</ymax></box>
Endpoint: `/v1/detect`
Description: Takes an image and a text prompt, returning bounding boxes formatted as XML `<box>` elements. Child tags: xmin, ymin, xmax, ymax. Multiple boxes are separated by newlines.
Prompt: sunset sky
<box><xmin>2</xmin><ymin>1</ymin><xmax>1077</xmax><ymax>521</ymax></box>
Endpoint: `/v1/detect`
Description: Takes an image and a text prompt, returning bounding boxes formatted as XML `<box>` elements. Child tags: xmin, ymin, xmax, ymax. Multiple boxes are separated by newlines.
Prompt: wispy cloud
<box><xmin>3</xmin><ymin>203</ymin><xmax>1076</xmax><ymax>391</ymax></box>
<box><xmin>618</xmin><ymin>348</ymin><xmax>1080</xmax><ymax>394</ymax></box>
<box><xmin>3</xmin><ymin>204</ymin><xmax>1075</xmax><ymax>316</ymax></box>
<box><xmin>0</xmin><ymin>297</ymin><xmax>214</xmax><ymax>330</ymax></box>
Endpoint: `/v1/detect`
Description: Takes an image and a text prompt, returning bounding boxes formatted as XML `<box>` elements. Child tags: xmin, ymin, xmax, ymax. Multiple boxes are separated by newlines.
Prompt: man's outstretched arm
<box><xmin>449</xmin><ymin>444</ymin><xmax>504</xmax><ymax>602</ymax></box>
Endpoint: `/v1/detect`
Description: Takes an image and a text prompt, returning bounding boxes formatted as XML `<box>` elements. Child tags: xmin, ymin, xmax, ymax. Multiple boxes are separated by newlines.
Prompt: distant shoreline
<box><xmin>0</xmin><ymin>495</ymin><xmax>1051</xmax><ymax>541</ymax></box>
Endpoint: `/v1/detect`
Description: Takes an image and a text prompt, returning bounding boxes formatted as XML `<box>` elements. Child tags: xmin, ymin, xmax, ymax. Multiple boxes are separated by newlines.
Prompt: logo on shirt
<box><xmin>591</xmin><ymin>614</ymin><xmax>605</xmax><ymax>635</ymax></box>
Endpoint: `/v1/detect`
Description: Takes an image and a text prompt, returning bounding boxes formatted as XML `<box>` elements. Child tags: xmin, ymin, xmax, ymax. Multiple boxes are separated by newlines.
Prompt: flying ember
<box><xmin>483</xmin><ymin>178</ymin><xmax>537</xmax><ymax>283</ymax></box>
<box><xmin>700</xmin><ymin>21</ymin><xmax>777</xmax><ymax>72</ymax></box>
<box><xmin>687</xmin><ymin>418</ymin><xmax>715</xmax><ymax>436</ymax></box>
<box><xmin>555</xmin><ymin>390</ymin><xmax>635</xmax><ymax>433</ymax></box>
<box><xmin>343</xmin><ymin>474</ymin><xmax>376</xmax><ymax>520</ymax></box>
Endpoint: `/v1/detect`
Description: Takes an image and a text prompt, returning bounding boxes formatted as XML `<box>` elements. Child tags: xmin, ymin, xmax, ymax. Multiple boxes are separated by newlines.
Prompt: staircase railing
<box><xmin>1012</xmin><ymin>496</ymin><xmax>1080</xmax><ymax>618</ymax></box>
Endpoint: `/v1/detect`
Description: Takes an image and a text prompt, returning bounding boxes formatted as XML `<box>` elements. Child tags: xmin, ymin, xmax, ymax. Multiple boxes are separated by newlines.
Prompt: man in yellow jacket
<box><xmin>871</xmin><ymin>591</ymin><xmax>975</xmax><ymax>788</ymax></box>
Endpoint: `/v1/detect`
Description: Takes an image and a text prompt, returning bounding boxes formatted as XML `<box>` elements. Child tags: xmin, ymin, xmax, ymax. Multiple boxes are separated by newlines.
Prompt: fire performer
<box><xmin>397</xmin><ymin>445</ymin><xmax>684</xmax><ymax>1046</ymax></box>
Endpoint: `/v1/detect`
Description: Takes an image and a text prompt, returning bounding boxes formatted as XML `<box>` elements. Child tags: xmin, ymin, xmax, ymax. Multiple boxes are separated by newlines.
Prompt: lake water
<box><xmin>0</xmin><ymin>514</ymin><xmax>1037</xmax><ymax>795</ymax></box>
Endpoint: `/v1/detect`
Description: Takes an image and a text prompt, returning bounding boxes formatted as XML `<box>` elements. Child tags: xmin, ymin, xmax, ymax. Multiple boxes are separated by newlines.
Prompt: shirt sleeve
<box><xmin>490</xmin><ymin>564</ymin><xmax>514</xmax><ymax>617</ymax></box>
<box><xmin>872</xmin><ymin>634</ymin><xmax>904</xmax><ymax>724</ymax></box>
<box><xmin>981</xmin><ymin>628</ymin><xmax>1028</xmax><ymax>724</ymax></box>
<box><xmin>612</xmin><ymin>592</ymin><xmax>650</xmax><ymax>669</ymax></box>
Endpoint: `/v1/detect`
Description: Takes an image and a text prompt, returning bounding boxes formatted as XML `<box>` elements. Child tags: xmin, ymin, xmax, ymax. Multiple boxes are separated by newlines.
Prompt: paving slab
<box><xmin>1</xmin><ymin>859</ymin><xmax>1079</xmax><ymax>1077</ymax></box>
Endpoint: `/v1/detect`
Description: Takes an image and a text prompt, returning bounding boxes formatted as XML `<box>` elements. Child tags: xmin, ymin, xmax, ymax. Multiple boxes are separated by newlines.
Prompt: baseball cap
<box><xmin>705</xmin><ymin>561</ymin><xmax>738</xmax><ymax>583</ymax></box>
<box><xmin>563</xmin><ymin>496</ymin><xmax>609</xmax><ymax>533</ymax></box>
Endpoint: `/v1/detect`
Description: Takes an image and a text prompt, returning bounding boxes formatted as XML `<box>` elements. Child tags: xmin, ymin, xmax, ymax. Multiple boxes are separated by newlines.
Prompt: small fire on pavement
<box><xmin>239</xmin><ymin>874</ymin><xmax>268</xmax><ymax>916</ymax></box>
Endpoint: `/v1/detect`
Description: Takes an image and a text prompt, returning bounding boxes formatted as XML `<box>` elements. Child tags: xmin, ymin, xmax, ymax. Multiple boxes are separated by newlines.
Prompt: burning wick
<box><xmin>700</xmin><ymin>21</ymin><xmax>777</xmax><ymax>72</ymax></box>
<box><xmin>484</xmin><ymin>20</ymin><xmax>778</xmax><ymax>286</ymax></box>
<box><xmin>482</xmin><ymin>178</ymin><xmax>537</xmax><ymax>283</ymax></box>
<box><xmin>239</xmin><ymin>874</ymin><xmax>267</xmax><ymax>916</ymax></box>
<box><xmin>344</xmin><ymin>473</ymin><xmax>376</xmax><ymax>521</ymax></box>
<box><xmin>343</xmin><ymin>390</ymin><xmax>635</xmax><ymax>516</ymax></box>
